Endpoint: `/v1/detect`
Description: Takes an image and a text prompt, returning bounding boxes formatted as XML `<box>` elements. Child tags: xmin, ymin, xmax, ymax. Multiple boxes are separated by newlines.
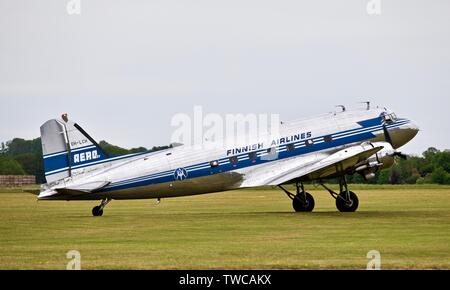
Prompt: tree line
<box><xmin>333</xmin><ymin>147</ymin><xmax>450</xmax><ymax>185</ymax></box>
<box><xmin>0</xmin><ymin>138</ymin><xmax>449</xmax><ymax>185</ymax></box>
<box><xmin>0</xmin><ymin>138</ymin><xmax>170</xmax><ymax>184</ymax></box>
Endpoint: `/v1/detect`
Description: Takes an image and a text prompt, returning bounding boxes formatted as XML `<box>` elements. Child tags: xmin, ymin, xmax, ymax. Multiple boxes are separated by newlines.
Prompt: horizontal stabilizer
<box><xmin>55</xmin><ymin>181</ymin><xmax>110</xmax><ymax>195</ymax></box>
<box><xmin>24</xmin><ymin>189</ymin><xmax>40</xmax><ymax>196</ymax></box>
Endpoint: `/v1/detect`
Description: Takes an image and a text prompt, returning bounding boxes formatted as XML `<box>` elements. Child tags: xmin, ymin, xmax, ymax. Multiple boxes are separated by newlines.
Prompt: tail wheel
<box><xmin>92</xmin><ymin>206</ymin><xmax>104</xmax><ymax>217</ymax></box>
<box><xmin>293</xmin><ymin>192</ymin><xmax>315</xmax><ymax>212</ymax></box>
<box><xmin>336</xmin><ymin>191</ymin><xmax>359</xmax><ymax>212</ymax></box>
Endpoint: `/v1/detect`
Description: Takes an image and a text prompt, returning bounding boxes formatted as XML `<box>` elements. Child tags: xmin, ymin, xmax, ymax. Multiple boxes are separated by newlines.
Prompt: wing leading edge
<box><xmin>253</xmin><ymin>144</ymin><xmax>384</xmax><ymax>186</ymax></box>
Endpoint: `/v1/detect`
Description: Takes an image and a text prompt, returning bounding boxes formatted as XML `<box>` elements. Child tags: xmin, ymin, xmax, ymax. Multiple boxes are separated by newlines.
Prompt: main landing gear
<box><xmin>92</xmin><ymin>198</ymin><xmax>111</xmax><ymax>217</ymax></box>
<box><xmin>320</xmin><ymin>175</ymin><xmax>359</xmax><ymax>212</ymax></box>
<box><xmin>279</xmin><ymin>182</ymin><xmax>315</xmax><ymax>212</ymax></box>
<box><xmin>280</xmin><ymin>176</ymin><xmax>359</xmax><ymax>213</ymax></box>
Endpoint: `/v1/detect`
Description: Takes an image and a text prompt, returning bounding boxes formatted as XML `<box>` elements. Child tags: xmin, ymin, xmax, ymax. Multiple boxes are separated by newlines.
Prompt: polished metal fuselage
<box><xmin>39</xmin><ymin>107</ymin><xmax>419</xmax><ymax>201</ymax></box>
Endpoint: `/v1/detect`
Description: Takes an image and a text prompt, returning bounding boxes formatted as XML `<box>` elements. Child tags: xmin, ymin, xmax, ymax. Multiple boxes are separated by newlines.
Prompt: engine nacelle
<box><xmin>370</xmin><ymin>141</ymin><xmax>396</xmax><ymax>170</ymax></box>
<box><xmin>355</xmin><ymin>142</ymin><xmax>396</xmax><ymax>179</ymax></box>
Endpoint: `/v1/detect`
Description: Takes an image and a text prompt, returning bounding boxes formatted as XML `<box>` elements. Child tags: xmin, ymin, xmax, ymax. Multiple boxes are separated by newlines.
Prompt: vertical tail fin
<box><xmin>41</xmin><ymin>114</ymin><xmax>109</xmax><ymax>184</ymax></box>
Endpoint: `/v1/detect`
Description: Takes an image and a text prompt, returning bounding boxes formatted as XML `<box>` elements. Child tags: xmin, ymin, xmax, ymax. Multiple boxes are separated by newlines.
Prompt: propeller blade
<box><xmin>393</xmin><ymin>152</ymin><xmax>408</xmax><ymax>160</ymax></box>
<box><xmin>383</xmin><ymin>124</ymin><xmax>393</xmax><ymax>146</ymax></box>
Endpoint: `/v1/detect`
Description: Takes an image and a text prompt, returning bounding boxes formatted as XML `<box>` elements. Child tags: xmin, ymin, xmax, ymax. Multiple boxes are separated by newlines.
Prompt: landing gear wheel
<box><xmin>336</xmin><ymin>191</ymin><xmax>359</xmax><ymax>212</ymax></box>
<box><xmin>292</xmin><ymin>192</ymin><xmax>315</xmax><ymax>212</ymax></box>
<box><xmin>92</xmin><ymin>206</ymin><xmax>104</xmax><ymax>217</ymax></box>
<box><xmin>91</xmin><ymin>198</ymin><xmax>111</xmax><ymax>217</ymax></box>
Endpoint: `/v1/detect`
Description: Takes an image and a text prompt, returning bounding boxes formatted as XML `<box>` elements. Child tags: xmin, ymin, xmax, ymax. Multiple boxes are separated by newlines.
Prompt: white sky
<box><xmin>1</xmin><ymin>0</ymin><xmax>449</xmax><ymax>155</ymax></box>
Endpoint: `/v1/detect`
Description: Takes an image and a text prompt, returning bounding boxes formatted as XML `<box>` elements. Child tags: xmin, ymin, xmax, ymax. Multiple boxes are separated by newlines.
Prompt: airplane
<box><xmin>37</xmin><ymin>103</ymin><xmax>419</xmax><ymax>216</ymax></box>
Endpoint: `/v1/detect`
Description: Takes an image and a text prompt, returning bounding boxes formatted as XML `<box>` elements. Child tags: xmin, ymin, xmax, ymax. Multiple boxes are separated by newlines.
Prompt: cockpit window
<box><xmin>382</xmin><ymin>112</ymin><xmax>397</xmax><ymax>124</ymax></box>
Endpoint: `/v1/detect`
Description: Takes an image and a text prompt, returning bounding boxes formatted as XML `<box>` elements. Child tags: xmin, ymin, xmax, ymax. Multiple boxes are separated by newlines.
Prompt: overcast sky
<box><xmin>1</xmin><ymin>0</ymin><xmax>449</xmax><ymax>154</ymax></box>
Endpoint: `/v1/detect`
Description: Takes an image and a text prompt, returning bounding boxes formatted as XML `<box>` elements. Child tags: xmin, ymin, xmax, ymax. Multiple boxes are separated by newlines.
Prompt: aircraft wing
<box><xmin>241</xmin><ymin>144</ymin><xmax>384</xmax><ymax>187</ymax></box>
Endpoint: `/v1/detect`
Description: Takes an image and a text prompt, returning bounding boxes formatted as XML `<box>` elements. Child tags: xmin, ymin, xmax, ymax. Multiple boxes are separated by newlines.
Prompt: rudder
<box><xmin>41</xmin><ymin>114</ymin><xmax>109</xmax><ymax>184</ymax></box>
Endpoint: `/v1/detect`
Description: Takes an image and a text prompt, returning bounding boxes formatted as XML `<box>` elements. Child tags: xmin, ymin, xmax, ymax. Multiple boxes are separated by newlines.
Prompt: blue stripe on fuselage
<box><xmin>44</xmin><ymin>147</ymin><xmax>108</xmax><ymax>176</ymax></box>
<box><xmin>98</xmin><ymin>118</ymin><xmax>410</xmax><ymax>192</ymax></box>
<box><xmin>44</xmin><ymin>153</ymin><xmax>70</xmax><ymax>174</ymax></box>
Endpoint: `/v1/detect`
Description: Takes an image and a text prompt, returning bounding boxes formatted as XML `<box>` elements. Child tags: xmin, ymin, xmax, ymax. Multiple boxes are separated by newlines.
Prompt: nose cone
<box><xmin>408</xmin><ymin>121</ymin><xmax>420</xmax><ymax>134</ymax></box>
<box><xmin>390</xmin><ymin>120</ymin><xmax>420</xmax><ymax>149</ymax></box>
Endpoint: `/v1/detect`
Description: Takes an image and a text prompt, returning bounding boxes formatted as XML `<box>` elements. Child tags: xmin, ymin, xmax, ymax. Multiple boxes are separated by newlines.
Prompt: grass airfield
<box><xmin>0</xmin><ymin>185</ymin><xmax>449</xmax><ymax>269</ymax></box>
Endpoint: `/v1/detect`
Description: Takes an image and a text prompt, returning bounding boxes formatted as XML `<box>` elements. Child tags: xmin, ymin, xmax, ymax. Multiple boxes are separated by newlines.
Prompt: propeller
<box><xmin>382</xmin><ymin>121</ymin><xmax>394</xmax><ymax>146</ymax></box>
<box><xmin>393</xmin><ymin>152</ymin><xmax>408</xmax><ymax>160</ymax></box>
<box><xmin>382</xmin><ymin>116</ymin><xmax>408</xmax><ymax>160</ymax></box>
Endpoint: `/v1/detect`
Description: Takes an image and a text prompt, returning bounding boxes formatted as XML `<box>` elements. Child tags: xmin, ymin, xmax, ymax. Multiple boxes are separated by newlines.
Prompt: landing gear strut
<box><xmin>279</xmin><ymin>182</ymin><xmax>315</xmax><ymax>212</ymax></box>
<box><xmin>92</xmin><ymin>198</ymin><xmax>111</xmax><ymax>217</ymax></box>
<box><xmin>320</xmin><ymin>176</ymin><xmax>359</xmax><ymax>212</ymax></box>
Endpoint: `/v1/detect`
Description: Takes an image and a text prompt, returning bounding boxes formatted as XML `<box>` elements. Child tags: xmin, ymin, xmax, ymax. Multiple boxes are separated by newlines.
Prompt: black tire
<box><xmin>92</xmin><ymin>206</ymin><xmax>104</xmax><ymax>217</ymax></box>
<box><xmin>292</xmin><ymin>192</ymin><xmax>315</xmax><ymax>212</ymax></box>
<box><xmin>336</xmin><ymin>191</ymin><xmax>359</xmax><ymax>212</ymax></box>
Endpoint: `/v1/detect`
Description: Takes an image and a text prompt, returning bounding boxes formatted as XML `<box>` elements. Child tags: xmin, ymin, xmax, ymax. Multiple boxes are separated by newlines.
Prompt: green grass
<box><xmin>0</xmin><ymin>186</ymin><xmax>449</xmax><ymax>269</ymax></box>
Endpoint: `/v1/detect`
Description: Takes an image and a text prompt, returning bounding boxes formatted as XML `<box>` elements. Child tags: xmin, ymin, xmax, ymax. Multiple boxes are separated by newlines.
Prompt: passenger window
<box><xmin>324</xmin><ymin>135</ymin><xmax>333</xmax><ymax>143</ymax></box>
<box><xmin>287</xmin><ymin>144</ymin><xmax>295</xmax><ymax>151</ymax></box>
<box><xmin>210</xmin><ymin>160</ymin><xmax>219</xmax><ymax>168</ymax></box>
<box><xmin>229</xmin><ymin>156</ymin><xmax>238</xmax><ymax>166</ymax></box>
<box><xmin>305</xmin><ymin>139</ymin><xmax>314</xmax><ymax>146</ymax></box>
<box><xmin>248</xmin><ymin>152</ymin><xmax>257</xmax><ymax>162</ymax></box>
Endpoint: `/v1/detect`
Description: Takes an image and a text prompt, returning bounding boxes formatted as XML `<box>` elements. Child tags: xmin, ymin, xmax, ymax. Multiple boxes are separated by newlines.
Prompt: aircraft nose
<box><xmin>389</xmin><ymin>119</ymin><xmax>419</xmax><ymax>149</ymax></box>
<box><xmin>398</xmin><ymin>120</ymin><xmax>419</xmax><ymax>147</ymax></box>
<box><xmin>407</xmin><ymin>121</ymin><xmax>420</xmax><ymax>134</ymax></box>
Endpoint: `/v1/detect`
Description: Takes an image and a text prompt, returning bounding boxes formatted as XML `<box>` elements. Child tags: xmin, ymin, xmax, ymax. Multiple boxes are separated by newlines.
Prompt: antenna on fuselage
<box><xmin>335</xmin><ymin>105</ymin><xmax>346</xmax><ymax>112</ymax></box>
<box><xmin>359</xmin><ymin>101</ymin><xmax>371</xmax><ymax>110</ymax></box>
